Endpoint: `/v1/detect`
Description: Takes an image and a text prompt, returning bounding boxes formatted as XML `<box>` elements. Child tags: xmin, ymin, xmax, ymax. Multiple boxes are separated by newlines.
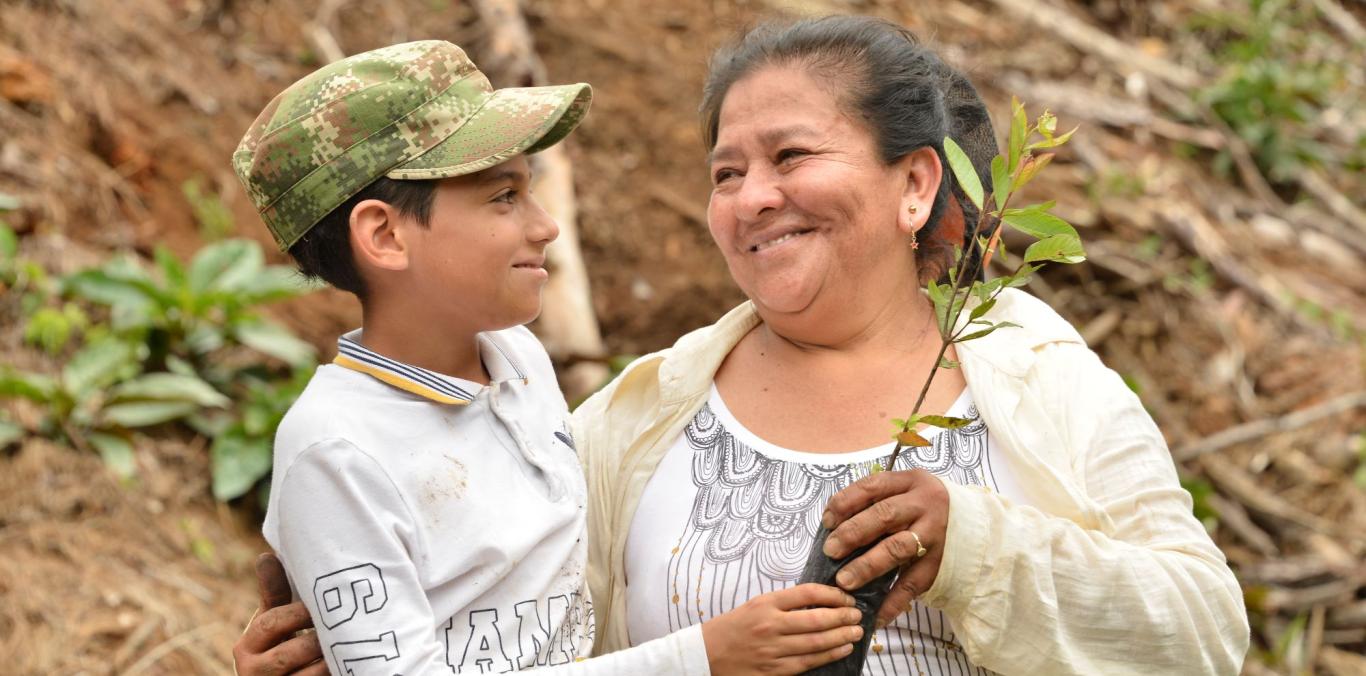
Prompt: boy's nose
<box><xmin>530</xmin><ymin>200</ymin><xmax>560</xmax><ymax>244</ymax></box>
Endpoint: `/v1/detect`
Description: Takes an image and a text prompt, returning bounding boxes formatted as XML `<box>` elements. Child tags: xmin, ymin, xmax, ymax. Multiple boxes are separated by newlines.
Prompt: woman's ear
<box><xmin>349</xmin><ymin>199</ymin><xmax>411</xmax><ymax>273</ymax></box>
<box><xmin>897</xmin><ymin>146</ymin><xmax>943</xmax><ymax>235</ymax></box>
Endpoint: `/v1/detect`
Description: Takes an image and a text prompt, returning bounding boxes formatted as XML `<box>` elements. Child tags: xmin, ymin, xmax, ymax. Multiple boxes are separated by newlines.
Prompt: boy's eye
<box><xmin>493</xmin><ymin>189</ymin><xmax>517</xmax><ymax>204</ymax></box>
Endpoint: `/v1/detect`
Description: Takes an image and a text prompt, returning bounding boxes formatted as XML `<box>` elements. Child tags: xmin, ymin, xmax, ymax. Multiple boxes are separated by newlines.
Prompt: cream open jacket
<box><xmin>572</xmin><ymin>288</ymin><xmax>1248</xmax><ymax>675</ymax></box>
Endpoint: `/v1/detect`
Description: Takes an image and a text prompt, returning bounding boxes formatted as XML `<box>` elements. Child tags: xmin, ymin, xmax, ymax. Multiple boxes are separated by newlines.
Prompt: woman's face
<box><xmin>707</xmin><ymin>65</ymin><xmax>915</xmax><ymax>318</ymax></box>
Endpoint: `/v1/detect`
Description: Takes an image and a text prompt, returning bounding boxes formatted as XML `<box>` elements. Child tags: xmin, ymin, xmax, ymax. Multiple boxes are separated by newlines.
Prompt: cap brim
<box><xmin>386</xmin><ymin>82</ymin><xmax>591</xmax><ymax>179</ymax></box>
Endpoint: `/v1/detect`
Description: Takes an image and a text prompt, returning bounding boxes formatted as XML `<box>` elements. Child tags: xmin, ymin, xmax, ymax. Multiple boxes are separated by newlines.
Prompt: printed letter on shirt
<box><xmin>314</xmin><ymin>563</ymin><xmax>389</xmax><ymax>629</ymax></box>
<box><xmin>330</xmin><ymin>631</ymin><xmax>400</xmax><ymax>676</ymax></box>
<box><xmin>451</xmin><ymin>609</ymin><xmax>514</xmax><ymax>674</ymax></box>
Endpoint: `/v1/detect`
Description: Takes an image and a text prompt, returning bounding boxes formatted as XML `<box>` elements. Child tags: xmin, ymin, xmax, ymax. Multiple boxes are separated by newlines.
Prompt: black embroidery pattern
<box><xmin>665</xmin><ymin>402</ymin><xmax>997</xmax><ymax>676</ymax></box>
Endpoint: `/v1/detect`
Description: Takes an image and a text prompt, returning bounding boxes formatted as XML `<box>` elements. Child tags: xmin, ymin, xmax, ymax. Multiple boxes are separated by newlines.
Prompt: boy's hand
<box><xmin>232</xmin><ymin>552</ymin><xmax>326</xmax><ymax>676</ymax></box>
<box><xmin>701</xmin><ymin>583</ymin><xmax>863</xmax><ymax>675</ymax></box>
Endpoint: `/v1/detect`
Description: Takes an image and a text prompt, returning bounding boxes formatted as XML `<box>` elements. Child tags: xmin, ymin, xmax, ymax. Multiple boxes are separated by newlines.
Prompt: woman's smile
<box><xmin>748</xmin><ymin>227</ymin><xmax>816</xmax><ymax>254</ymax></box>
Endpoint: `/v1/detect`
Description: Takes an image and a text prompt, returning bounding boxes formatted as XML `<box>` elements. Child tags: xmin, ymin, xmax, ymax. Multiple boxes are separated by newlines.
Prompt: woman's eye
<box><xmin>712</xmin><ymin>168</ymin><xmax>739</xmax><ymax>184</ymax></box>
<box><xmin>777</xmin><ymin>148</ymin><xmax>807</xmax><ymax>163</ymax></box>
<box><xmin>494</xmin><ymin>190</ymin><xmax>517</xmax><ymax>204</ymax></box>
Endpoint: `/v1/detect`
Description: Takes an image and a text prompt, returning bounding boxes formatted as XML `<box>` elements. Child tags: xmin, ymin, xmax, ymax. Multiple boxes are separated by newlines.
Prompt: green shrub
<box><xmin>1</xmin><ymin>236</ymin><xmax>317</xmax><ymax>500</ymax></box>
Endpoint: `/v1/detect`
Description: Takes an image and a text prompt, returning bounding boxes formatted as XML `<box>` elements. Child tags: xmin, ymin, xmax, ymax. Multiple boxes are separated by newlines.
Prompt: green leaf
<box><xmin>937</xmin><ymin>357</ymin><xmax>959</xmax><ymax>369</ymax></box>
<box><xmin>0</xmin><ymin>368</ymin><xmax>56</xmax><ymax>402</ymax></box>
<box><xmin>1006</xmin><ymin>264</ymin><xmax>1041</xmax><ymax>287</ymax></box>
<box><xmin>62</xmin><ymin>339</ymin><xmax>137</xmax><ymax>397</ymax></box>
<box><xmin>88</xmin><ymin>432</ymin><xmax>137</xmax><ymax>480</ymax></box>
<box><xmin>990</xmin><ymin>155</ymin><xmax>1010</xmax><ymax>212</ymax></box>
<box><xmin>918</xmin><ymin>415</ymin><xmax>973</xmax><ymax>429</ymax></box>
<box><xmin>897</xmin><ymin>429</ymin><xmax>932</xmax><ymax>447</ymax></box>
<box><xmin>932</xmin><ymin>291</ymin><xmax>966</xmax><ymax>338</ymax></box>
<box><xmin>211</xmin><ymin>429</ymin><xmax>273</xmax><ymax>501</ymax></box>
<box><xmin>1009</xmin><ymin>97</ymin><xmax>1027</xmax><ymax>173</ymax></box>
<box><xmin>1024</xmin><ymin>234</ymin><xmax>1087</xmax><ymax>264</ymax></box>
<box><xmin>108</xmin><ymin>372</ymin><xmax>230</xmax><ymax>408</ymax></box>
<box><xmin>0</xmin><ymin>417</ymin><xmax>24</xmax><ymax>448</ymax></box>
<box><xmin>943</xmin><ymin>137</ymin><xmax>983</xmax><ymax>211</ymax></box>
<box><xmin>1026</xmin><ymin>127</ymin><xmax>1077</xmax><ymax>151</ymax></box>
<box><xmin>185</xmin><ymin>324</ymin><xmax>227</xmax><ymax>355</ymax></box>
<box><xmin>975</xmin><ymin>277</ymin><xmax>1004</xmax><ymax>302</ymax></box>
<box><xmin>0</xmin><ymin>222</ymin><xmax>17</xmax><ymax>259</ymax></box>
<box><xmin>956</xmin><ymin>321</ymin><xmax>1021</xmax><ymax>343</ymax></box>
<box><xmin>1002</xmin><ymin>208</ymin><xmax>1078</xmax><ymax>241</ymax></box>
<box><xmin>99</xmin><ymin>400</ymin><xmax>199</xmax><ymax>428</ymax></box>
<box><xmin>235</xmin><ymin>265</ymin><xmax>313</xmax><ymax>303</ymax></box>
<box><xmin>234</xmin><ymin>319</ymin><xmax>316</xmax><ymax>366</ymax></box>
<box><xmin>1013</xmin><ymin>153</ymin><xmax>1054</xmax><ymax>191</ymax></box>
<box><xmin>969</xmin><ymin>297</ymin><xmax>997</xmax><ymax>321</ymax></box>
<box><xmin>154</xmin><ymin>245</ymin><xmax>187</xmax><ymax>292</ymax></box>
<box><xmin>24</xmin><ymin>307</ymin><xmax>76</xmax><ymax>354</ymax></box>
<box><xmin>63</xmin><ymin>268</ymin><xmax>158</xmax><ymax>314</ymax></box>
<box><xmin>1038</xmin><ymin>111</ymin><xmax>1057</xmax><ymax>138</ymax></box>
<box><xmin>189</xmin><ymin>239</ymin><xmax>262</xmax><ymax>294</ymax></box>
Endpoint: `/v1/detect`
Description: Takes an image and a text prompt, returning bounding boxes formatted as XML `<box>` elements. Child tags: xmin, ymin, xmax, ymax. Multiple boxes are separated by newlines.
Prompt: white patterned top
<box><xmin>625</xmin><ymin>385</ymin><xmax>1032</xmax><ymax>675</ymax></box>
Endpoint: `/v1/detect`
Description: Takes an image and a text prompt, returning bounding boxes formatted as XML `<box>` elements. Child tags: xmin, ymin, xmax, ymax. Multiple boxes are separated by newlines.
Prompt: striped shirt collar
<box><xmin>332</xmin><ymin>329</ymin><xmax>527</xmax><ymax>405</ymax></box>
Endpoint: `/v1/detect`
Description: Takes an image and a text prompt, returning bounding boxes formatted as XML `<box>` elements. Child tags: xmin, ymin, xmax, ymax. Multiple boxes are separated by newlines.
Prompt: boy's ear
<box><xmin>349</xmin><ymin>200</ymin><xmax>411</xmax><ymax>272</ymax></box>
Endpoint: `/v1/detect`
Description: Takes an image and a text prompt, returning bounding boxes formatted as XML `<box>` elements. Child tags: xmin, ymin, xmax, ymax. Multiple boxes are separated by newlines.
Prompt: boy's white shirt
<box><xmin>574</xmin><ymin>289</ymin><xmax>1250</xmax><ymax>675</ymax></box>
<box><xmin>263</xmin><ymin>325</ymin><xmax>708</xmax><ymax>675</ymax></box>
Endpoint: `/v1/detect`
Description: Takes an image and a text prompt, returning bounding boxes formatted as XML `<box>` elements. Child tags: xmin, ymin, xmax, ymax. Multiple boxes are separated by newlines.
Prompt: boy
<box><xmin>232</xmin><ymin>40</ymin><xmax>860</xmax><ymax>675</ymax></box>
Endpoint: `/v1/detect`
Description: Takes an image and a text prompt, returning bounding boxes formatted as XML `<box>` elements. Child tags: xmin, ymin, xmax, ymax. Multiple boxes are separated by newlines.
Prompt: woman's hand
<box><xmin>232</xmin><ymin>552</ymin><xmax>326</xmax><ymax>676</ymax></box>
<box><xmin>701</xmin><ymin>583</ymin><xmax>863</xmax><ymax>675</ymax></box>
<box><xmin>819</xmin><ymin>468</ymin><xmax>950</xmax><ymax>628</ymax></box>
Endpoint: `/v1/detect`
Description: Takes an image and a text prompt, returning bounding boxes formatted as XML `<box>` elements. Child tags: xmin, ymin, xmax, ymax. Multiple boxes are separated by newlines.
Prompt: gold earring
<box><xmin>908</xmin><ymin>205</ymin><xmax>920</xmax><ymax>248</ymax></box>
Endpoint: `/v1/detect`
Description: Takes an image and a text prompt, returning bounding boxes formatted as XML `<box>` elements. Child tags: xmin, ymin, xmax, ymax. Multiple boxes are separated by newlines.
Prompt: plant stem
<box><xmin>886</xmin><ymin>189</ymin><xmax>1010</xmax><ymax>470</ymax></box>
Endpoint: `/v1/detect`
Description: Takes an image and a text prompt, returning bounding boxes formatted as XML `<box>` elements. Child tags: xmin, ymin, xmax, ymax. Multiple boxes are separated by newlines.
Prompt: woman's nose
<box><xmin>734</xmin><ymin>166</ymin><xmax>784</xmax><ymax>222</ymax></box>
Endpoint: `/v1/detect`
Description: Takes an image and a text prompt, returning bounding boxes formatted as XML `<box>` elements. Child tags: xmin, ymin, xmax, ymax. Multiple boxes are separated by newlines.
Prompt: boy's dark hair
<box><xmin>286</xmin><ymin>177</ymin><xmax>438</xmax><ymax>300</ymax></box>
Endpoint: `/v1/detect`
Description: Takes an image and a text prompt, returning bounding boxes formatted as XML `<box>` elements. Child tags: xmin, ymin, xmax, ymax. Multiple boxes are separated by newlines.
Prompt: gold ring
<box><xmin>910</xmin><ymin>530</ymin><xmax>928</xmax><ymax>558</ymax></box>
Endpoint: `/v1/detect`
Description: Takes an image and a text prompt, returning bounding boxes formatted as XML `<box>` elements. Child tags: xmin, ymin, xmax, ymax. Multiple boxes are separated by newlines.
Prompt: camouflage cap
<box><xmin>233</xmin><ymin>40</ymin><xmax>592</xmax><ymax>251</ymax></box>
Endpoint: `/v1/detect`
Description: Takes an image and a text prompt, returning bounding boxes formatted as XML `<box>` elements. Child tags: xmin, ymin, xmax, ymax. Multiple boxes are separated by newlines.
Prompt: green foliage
<box><xmin>1193</xmin><ymin>0</ymin><xmax>1365</xmax><ymax>183</ymax></box>
<box><xmin>23</xmin><ymin>303</ymin><xmax>88</xmax><ymax>354</ymax></box>
<box><xmin>886</xmin><ymin>100</ymin><xmax>1085</xmax><ymax>469</ymax></box>
<box><xmin>1180</xmin><ymin>474</ymin><xmax>1220</xmax><ymax>532</ymax></box>
<box><xmin>62</xmin><ymin>239</ymin><xmax>315</xmax><ymax>370</ymax></box>
<box><xmin>194</xmin><ymin>364</ymin><xmax>315</xmax><ymax>501</ymax></box>
<box><xmin>1</xmin><ymin>237</ymin><xmax>316</xmax><ymax>496</ymax></box>
<box><xmin>182</xmin><ymin>178</ymin><xmax>235</xmax><ymax>241</ymax></box>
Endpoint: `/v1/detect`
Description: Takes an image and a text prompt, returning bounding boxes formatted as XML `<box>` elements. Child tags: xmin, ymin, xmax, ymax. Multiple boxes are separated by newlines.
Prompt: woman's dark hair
<box><xmin>286</xmin><ymin>177</ymin><xmax>437</xmax><ymax>301</ymax></box>
<box><xmin>699</xmin><ymin>16</ymin><xmax>998</xmax><ymax>281</ymax></box>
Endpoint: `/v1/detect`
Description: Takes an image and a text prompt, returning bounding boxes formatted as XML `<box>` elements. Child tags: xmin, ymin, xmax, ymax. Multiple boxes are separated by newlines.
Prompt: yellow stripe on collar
<box><xmin>333</xmin><ymin>355</ymin><xmax>472</xmax><ymax>405</ymax></box>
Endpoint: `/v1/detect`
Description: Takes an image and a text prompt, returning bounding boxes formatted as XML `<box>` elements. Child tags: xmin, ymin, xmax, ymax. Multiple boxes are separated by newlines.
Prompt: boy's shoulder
<box><xmin>273</xmin><ymin>364</ymin><xmax>387</xmax><ymax>462</ymax></box>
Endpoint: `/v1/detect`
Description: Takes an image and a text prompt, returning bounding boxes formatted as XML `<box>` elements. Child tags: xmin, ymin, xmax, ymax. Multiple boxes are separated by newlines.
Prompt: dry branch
<box><xmin>471</xmin><ymin>0</ymin><xmax>609</xmax><ymax>397</ymax></box>
<box><xmin>1174</xmin><ymin>390</ymin><xmax>1366</xmax><ymax>461</ymax></box>
<box><xmin>983</xmin><ymin>0</ymin><xmax>1202</xmax><ymax>89</ymax></box>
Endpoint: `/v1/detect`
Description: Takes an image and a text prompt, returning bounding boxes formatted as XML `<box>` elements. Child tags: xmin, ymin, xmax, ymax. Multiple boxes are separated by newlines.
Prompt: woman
<box><xmin>235</xmin><ymin>16</ymin><xmax>1248</xmax><ymax>676</ymax></box>
<box><xmin>577</xmin><ymin>16</ymin><xmax>1247</xmax><ymax>675</ymax></box>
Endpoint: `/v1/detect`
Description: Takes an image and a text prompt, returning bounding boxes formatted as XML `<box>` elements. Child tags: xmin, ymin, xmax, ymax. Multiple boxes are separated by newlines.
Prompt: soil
<box><xmin>2</xmin><ymin>0</ymin><xmax>1363</xmax><ymax>674</ymax></box>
